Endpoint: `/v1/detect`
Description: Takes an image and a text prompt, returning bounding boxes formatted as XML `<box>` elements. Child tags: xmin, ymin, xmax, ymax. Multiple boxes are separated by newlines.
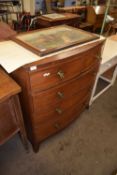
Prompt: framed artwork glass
<box><xmin>42</xmin><ymin>13</ymin><xmax>66</xmax><ymax>19</ymax></box>
<box><xmin>14</xmin><ymin>25</ymin><xmax>99</xmax><ymax>56</ymax></box>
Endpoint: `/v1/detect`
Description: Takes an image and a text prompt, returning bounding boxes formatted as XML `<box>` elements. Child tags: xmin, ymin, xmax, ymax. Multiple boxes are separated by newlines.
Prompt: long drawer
<box><xmin>32</xmin><ymin>86</ymin><xmax>91</xmax><ymax>125</ymax></box>
<box><xmin>32</xmin><ymin>68</ymin><xmax>97</xmax><ymax>114</ymax></box>
<box><xmin>33</xmin><ymin>96</ymin><xmax>88</xmax><ymax>141</ymax></box>
<box><xmin>30</xmin><ymin>45</ymin><xmax>100</xmax><ymax>92</ymax></box>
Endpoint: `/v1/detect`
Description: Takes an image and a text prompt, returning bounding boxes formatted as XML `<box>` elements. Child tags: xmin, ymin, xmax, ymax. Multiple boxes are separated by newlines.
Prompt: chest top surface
<box><xmin>0</xmin><ymin>26</ymin><xmax>104</xmax><ymax>73</ymax></box>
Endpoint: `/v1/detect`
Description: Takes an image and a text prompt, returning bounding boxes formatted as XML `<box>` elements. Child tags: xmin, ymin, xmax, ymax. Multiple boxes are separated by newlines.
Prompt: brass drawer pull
<box><xmin>57</xmin><ymin>91</ymin><xmax>64</xmax><ymax>99</ymax></box>
<box><xmin>57</xmin><ymin>70</ymin><xmax>64</xmax><ymax>79</ymax></box>
<box><xmin>54</xmin><ymin>123</ymin><xmax>61</xmax><ymax>129</ymax></box>
<box><xmin>95</xmin><ymin>55</ymin><xmax>101</xmax><ymax>60</ymax></box>
<box><xmin>56</xmin><ymin>108</ymin><xmax>63</xmax><ymax>115</ymax></box>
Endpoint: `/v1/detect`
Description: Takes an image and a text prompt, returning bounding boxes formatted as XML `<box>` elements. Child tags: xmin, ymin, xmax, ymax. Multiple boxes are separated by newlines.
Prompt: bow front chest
<box><xmin>12</xmin><ymin>26</ymin><xmax>104</xmax><ymax>152</ymax></box>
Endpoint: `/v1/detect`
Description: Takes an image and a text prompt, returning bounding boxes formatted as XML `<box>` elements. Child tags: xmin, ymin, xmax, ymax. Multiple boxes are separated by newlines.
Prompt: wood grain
<box><xmin>12</xmin><ymin>37</ymin><xmax>104</xmax><ymax>152</ymax></box>
<box><xmin>0</xmin><ymin>68</ymin><xmax>27</xmax><ymax>147</ymax></box>
<box><xmin>0</xmin><ymin>68</ymin><xmax>21</xmax><ymax>103</ymax></box>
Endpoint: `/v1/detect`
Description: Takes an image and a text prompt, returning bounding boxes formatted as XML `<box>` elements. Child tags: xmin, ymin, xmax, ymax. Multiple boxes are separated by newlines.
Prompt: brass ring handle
<box><xmin>57</xmin><ymin>91</ymin><xmax>64</xmax><ymax>99</ymax></box>
<box><xmin>95</xmin><ymin>55</ymin><xmax>101</xmax><ymax>60</ymax></box>
<box><xmin>57</xmin><ymin>70</ymin><xmax>64</xmax><ymax>79</ymax></box>
<box><xmin>54</xmin><ymin>123</ymin><xmax>60</xmax><ymax>129</ymax></box>
<box><xmin>56</xmin><ymin>108</ymin><xmax>63</xmax><ymax>115</ymax></box>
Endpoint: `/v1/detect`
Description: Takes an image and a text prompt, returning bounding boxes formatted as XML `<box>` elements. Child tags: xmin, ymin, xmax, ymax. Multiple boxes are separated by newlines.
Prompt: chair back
<box><xmin>87</xmin><ymin>5</ymin><xmax>105</xmax><ymax>24</ymax></box>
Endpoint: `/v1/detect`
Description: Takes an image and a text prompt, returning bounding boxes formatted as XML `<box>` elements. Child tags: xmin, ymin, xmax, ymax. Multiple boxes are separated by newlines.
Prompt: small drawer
<box><xmin>33</xmin><ymin>98</ymin><xmax>87</xmax><ymax>142</ymax></box>
<box><xmin>30</xmin><ymin>45</ymin><xmax>101</xmax><ymax>92</ymax></box>
<box><xmin>32</xmin><ymin>67</ymin><xmax>97</xmax><ymax>114</ymax></box>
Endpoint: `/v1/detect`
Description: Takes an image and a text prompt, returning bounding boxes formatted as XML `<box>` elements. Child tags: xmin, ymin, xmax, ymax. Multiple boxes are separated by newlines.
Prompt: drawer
<box><xmin>0</xmin><ymin>99</ymin><xmax>18</xmax><ymax>144</ymax></box>
<box><xmin>32</xmin><ymin>67</ymin><xmax>97</xmax><ymax>114</ymax></box>
<box><xmin>32</xmin><ymin>87</ymin><xmax>91</xmax><ymax>124</ymax></box>
<box><xmin>30</xmin><ymin>45</ymin><xmax>101</xmax><ymax>92</ymax></box>
<box><xmin>33</xmin><ymin>97</ymin><xmax>87</xmax><ymax>141</ymax></box>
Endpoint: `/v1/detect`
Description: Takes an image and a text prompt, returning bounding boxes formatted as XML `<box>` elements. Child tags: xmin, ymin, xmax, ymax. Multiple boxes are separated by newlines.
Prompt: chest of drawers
<box><xmin>12</xmin><ymin>39</ymin><xmax>104</xmax><ymax>152</ymax></box>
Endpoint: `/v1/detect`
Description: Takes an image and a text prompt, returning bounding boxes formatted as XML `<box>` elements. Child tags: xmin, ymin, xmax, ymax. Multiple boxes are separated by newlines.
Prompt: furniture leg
<box><xmin>11</xmin><ymin>95</ymin><xmax>28</xmax><ymax>150</ymax></box>
<box><xmin>32</xmin><ymin>142</ymin><xmax>40</xmax><ymax>153</ymax></box>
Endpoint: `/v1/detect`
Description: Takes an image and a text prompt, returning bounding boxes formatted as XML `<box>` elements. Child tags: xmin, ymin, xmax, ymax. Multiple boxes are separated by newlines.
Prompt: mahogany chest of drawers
<box><xmin>11</xmin><ymin>39</ymin><xmax>104</xmax><ymax>152</ymax></box>
<box><xmin>11</xmin><ymin>25</ymin><xmax>105</xmax><ymax>152</ymax></box>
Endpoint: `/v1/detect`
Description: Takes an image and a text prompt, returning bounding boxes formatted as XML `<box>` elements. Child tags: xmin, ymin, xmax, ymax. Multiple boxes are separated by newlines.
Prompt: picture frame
<box><xmin>13</xmin><ymin>25</ymin><xmax>99</xmax><ymax>56</ymax></box>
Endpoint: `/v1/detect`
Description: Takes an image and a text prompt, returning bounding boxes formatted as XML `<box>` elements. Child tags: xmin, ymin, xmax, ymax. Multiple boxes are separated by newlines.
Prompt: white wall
<box><xmin>23</xmin><ymin>0</ymin><xmax>35</xmax><ymax>15</ymax></box>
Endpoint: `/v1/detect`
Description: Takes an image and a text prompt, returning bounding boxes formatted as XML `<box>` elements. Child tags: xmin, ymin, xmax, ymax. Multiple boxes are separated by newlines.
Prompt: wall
<box><xmin>23</xmin><ymin>0</ymin><xmax>35</xmax><ymax>14</ymax></box>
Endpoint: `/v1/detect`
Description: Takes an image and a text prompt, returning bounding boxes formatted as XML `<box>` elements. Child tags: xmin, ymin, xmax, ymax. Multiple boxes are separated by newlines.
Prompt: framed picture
<box><xmin>42</xmin><ymin>13</ymin><xmax>66</xmax><ymax>20</ymax></box>
<box><xmin>13</xmin><ymin>25</ymin><xmax>99</xmax><ymax>56</ymax></box>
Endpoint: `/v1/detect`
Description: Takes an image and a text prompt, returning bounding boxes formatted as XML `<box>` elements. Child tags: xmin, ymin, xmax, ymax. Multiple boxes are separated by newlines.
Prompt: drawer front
<box><xmin>33</xmin><ymin>97</ymin><xmax>88</xmax><ymax>142</ymax></box>
<box><xmin>30</xmin><ymin>45</ymin><xmax>100</xmax><ymax>92</ymax></box>
<box><xmin>32</xmin><ymin>87</ymin><xmax>91</xmax><ymax>124</ymax></box>
<box><xmin>0</xmin><ymin>99</ymin><xmax>18</xmax><ymax>145</ymax></box>
<box><xmin>32</xmin><ymin>67</ymin><xmax>97</xmax><ymax>114</ymax></box>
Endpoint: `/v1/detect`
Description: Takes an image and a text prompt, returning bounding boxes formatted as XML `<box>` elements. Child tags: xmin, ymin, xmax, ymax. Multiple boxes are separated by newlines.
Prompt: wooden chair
<box><xmin>13</xmin><ymin>12</ymin><xmax>33</xmax><ymax>32</ymax></box>
<box><xmin>79</xmin><ymin>5</ymin><xmax>106</xmax><ymax>32</ymax></box>
<box><xmin>106</xmin><ymin>22</ymin><xmax>117</xmax><ymax>35</ymax></box>
<box><xmin>87</xmin><ymin>5</ymin><xmax>106</xmax><ymax>32</ymax></box>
